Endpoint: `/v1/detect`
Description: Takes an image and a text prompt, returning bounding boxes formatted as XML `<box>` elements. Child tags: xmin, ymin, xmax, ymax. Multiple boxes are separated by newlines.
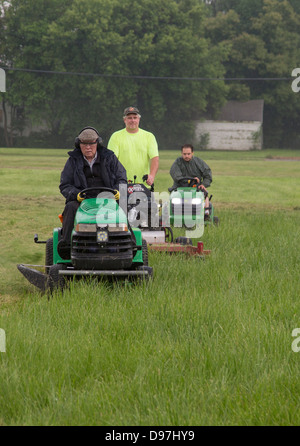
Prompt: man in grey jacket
<box><xmin>58</xmin><ymin>127</ymin><xmax>127</xmax><ymax>259</ymax></box>
<box><xmin>169</xmin><ymin>144</ymin><xmax>212</xmax><ymax>218</ymax></box>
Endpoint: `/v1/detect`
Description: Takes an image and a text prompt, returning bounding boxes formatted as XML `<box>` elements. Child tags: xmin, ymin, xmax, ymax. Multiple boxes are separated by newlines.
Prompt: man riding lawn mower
<box><xmin>17</xmin><ymin>127</ymin><xmax>153</xmax><ymax>292</ymax></box>
<box><xmin>168</xmin><ymin>144</ymin><xmax>219</xmax><ymax>226</ymax></box>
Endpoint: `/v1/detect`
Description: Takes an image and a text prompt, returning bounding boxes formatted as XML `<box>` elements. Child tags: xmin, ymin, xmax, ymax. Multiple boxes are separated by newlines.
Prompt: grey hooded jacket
<box><xmin>169</xmin><ymin>156</ymin><xmax>212</xmax><ymax>191</ymax></box>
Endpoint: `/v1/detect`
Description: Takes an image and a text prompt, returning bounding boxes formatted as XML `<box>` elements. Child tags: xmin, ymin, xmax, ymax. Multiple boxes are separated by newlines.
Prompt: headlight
<box><xmin>171</xmin><ymin>198</ymin><xmax>182</xmax><ymax>205</ymax></box>
<box><xmin>191</xmin><ymin>198</ymin><xmax>202</xmax><ymax>205</ymax></box>
<box><xmin>97</xmin><ymin>229</ymin><xmax>108</xmax><ymax>243</ymax></box>
<box><xmin>107</xmin><ymin>223</ymin><xmax>128</xmax><ymax>232</ymax></box>
<box><xmin>75</xmin><ymin>223</ymin><xmax>97</xmax><ymax>232</ymax></box>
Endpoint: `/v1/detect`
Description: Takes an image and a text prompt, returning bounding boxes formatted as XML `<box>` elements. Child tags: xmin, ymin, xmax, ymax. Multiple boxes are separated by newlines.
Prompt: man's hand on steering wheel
<box><xmin>77</xmin><ymin>187</ymin><xmax>120</xmax><ymax>202</ymax></box>
<box><xmin>114</xmin><ymin>190</ymin><xmax>120</xmax><ymax>201</ymax></box>
<box><xmin>77</xmin><ymin>191</ymin><xmax>86</xmax><ymax>202</ymax></box>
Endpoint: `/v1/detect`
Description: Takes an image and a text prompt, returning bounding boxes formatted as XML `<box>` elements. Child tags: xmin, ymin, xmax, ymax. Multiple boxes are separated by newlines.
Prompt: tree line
<box><xmin>0</xmin><ymin>0</ymin><xmax>299</xmax><ymax>149</ymax></box>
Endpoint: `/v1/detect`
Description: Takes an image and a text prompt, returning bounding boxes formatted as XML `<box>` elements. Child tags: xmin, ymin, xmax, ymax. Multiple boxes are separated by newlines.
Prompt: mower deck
<box><xmin>17</xmin><ymin>263</ymin><xmax>152</xmax><ymax>292</ymax></box>
<box><xmin>147</xmin><ymin>241</ymin><xmax>210</xmax><ymax>257</ymax></box>
<box><xmin>59</xmin><ymin>267</ymin><xmax>152</xmax><ymax>278</ymax></box>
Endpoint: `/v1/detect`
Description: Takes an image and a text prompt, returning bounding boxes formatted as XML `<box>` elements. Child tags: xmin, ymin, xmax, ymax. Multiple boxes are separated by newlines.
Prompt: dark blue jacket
<box><xmin>59</xmin><ymin>146</ymin><xmax>127</xmax><ymax>203</ymax></box>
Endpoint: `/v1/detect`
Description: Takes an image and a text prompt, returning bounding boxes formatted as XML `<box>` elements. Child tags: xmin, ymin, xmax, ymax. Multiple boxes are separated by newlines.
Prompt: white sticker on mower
<box><xmin>0</xmin><ymin>329</ymin><xmax>6</xmax><ymax>353</ymax></box>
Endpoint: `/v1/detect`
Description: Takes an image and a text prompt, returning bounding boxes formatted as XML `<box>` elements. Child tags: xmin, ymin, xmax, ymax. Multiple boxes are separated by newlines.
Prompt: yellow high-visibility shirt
<box><xmin>108</xmin><ymin>128</ymin><xmax>158</xmax><ymax>183</ymax></box>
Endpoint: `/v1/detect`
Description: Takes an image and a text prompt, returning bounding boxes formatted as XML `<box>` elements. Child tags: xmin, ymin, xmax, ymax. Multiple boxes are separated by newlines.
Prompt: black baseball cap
<box><xmin>123</xmin><ymin>106</ymin><xmax>140</xmax><ymax>116</ymax></box>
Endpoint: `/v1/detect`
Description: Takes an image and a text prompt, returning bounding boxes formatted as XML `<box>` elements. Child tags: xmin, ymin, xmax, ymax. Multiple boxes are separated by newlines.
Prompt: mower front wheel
<box><xmin>136</xmin><ymin>265</ymin><xmax>153</xmax><ymax>282</ymax></box>
<box><xmin>175</xmin><ymin>236</ymin><xmax>193</xmax><ymax>245</ymax></box>
<box><xmin>142</xmin><ymin>239</ymin><xmax>148</xmax><ymax>266</ymax></box>
<box><xmin>47</xmin><ymin>263</ymin><xmax>68</xmax><ymax>293</ymax></box>
<box><xmin>213</xmin><ymin>216</ymin><xmax>220</xmax><ymax>226</ymax></box>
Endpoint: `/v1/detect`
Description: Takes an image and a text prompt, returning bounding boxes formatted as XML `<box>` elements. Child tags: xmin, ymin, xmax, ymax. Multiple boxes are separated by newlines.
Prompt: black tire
<box><xmin>163</xmin><ymin>226</ymin><xmax>173</xmax><ymax>243</ymax></box>
<box><xmin>142</xmin><ymin>239</ymin><xmax>148</xmax><ymax>266</ymax></box>
<box><xmin>47</xmin><ymin>263</ymin><xmax>67</xmax><ymax>293</ymax></box>
<box><xmin>45</xmin><ymin>238</ymin><xmax>53</xmax><ymax>274</ymax></box>
<box><xmin>136</xmin><ymin>265</ymin><xmax>153</xmax><ymax>282</ymax></box>
<box><xmin>213</xmin><ymin>216</ymin><xmax>220</xmax><ymax>226</ymax></box>
<box><xmin>175</xmin><ymin>236</ymin><xmax>193</xmax><ymax>245</ymax></box>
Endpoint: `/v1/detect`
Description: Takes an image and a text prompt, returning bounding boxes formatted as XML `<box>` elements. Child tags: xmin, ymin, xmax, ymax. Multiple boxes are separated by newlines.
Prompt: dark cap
<box><xmin>78</xmin><ymin>128</ymin><xmax>99</xmax><ymax>142</ymax></box>
<box><xmin>123</xmin><ymin>106</ymin><xmax>140</xmax><ymax>116</ymax></box>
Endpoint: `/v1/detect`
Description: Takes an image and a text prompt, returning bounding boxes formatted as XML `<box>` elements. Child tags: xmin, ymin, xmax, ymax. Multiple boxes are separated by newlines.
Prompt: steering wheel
<box><xmin>177</xmin><ymin>177</ymin><xmax>199</xmax><ymax>187</ymax></box>
<box><xmin>77</xmin><ymin>186</ymin><xmax>119</xmax><ymax>202</ymax></box>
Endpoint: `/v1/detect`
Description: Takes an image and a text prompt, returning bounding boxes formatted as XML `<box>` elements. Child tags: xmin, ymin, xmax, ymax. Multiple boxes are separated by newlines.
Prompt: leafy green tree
<box><xmin>205</xmin><ymin>0</ymin><xmax>300</xmax><ymax>148</ymax></box>
<box><xmin>249</xmin><ymin>0</ymin><xmax>300</xmax><ymax>147</ymax></box>
<box><xmin>41</xmin><ymin>0</ymin><xmax>230</xmax><ymax>148</ymax></box>
<box><xmin>1</xmin><ymin>0</ymin><xmax>229</xmax><ymax>148</ymax></box>
<box><xmin>0</xmin><ymin>0</ymin><xmax>73</xmax><ymax>146</ymax></box>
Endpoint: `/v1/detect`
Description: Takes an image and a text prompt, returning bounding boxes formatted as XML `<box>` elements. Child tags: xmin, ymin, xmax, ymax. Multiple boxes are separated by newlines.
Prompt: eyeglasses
<box><xmin>80</xmin><ymin>140</ymin><xmax>97</xmax><ymax>146</ymax></box>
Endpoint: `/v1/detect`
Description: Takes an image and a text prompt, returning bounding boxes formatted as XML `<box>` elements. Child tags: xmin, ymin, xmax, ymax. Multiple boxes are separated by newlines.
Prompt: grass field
<box><xmin>0</xmin><ymin>147</ymin><xmax>300</xmax><ymax>426</ymax></box>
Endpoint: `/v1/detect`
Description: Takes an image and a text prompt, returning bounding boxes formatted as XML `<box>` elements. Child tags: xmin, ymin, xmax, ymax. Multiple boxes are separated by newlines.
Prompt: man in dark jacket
<box><xmin>58</xmin><ymin>127</ymin><xmax>127</xmax><ymax>259</ymax></box>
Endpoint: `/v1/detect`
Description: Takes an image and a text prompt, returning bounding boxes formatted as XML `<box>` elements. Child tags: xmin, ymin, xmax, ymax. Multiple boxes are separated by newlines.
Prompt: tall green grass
<box><xmin>0</xmin><ymin>148</ymin><xmax>300</xmax><ymax>425</ymax></box>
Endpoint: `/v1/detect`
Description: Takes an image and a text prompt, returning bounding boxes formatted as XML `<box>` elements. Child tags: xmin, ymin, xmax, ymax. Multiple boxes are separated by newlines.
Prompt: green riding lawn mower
<box><xmin>168</xmin><ymin>177</ymin><xmax>219</xmax><ymax>228</ymax></box>
<box><xmin>125</xmin><ymin>175</ymin><xmax>212</xmax><ymax>256</ymax></box>
<box><xmin>17</xmin><ymin>186</ymin><xmax>152</xmax><ymax>293</ymax></box>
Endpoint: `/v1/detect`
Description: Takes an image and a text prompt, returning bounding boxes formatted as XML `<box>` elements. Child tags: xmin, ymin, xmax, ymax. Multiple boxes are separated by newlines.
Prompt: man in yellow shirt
<box><xmin>107</xmin><ymin>106</ymin><xmax>159</xmax><ymax>186</ymax></box>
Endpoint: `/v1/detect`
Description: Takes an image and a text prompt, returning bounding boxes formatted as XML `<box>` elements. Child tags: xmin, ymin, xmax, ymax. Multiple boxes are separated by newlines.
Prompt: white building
<box><xmin>195</xmin><ymin>99</ymin><xmax>264</xmax><ymax>150</ymax></box>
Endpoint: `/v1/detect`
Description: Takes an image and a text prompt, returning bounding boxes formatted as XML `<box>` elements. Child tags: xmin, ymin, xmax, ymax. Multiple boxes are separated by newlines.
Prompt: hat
<box><xmin>123</xmin><ymin>106</ymin><xmax>140</xmax><ymax>116</ymax></box>
<box><xmin>78</xmin><ymin>128</ymin><xmax>99</xmax><ymax>142</ymax></box>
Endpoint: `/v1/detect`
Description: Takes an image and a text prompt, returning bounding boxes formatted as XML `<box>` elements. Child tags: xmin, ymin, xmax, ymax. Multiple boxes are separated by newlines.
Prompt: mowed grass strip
<box><xmin>0</xmin><ymin>148</ymin><xmax>300</xmax><ymax>425</ymax></box>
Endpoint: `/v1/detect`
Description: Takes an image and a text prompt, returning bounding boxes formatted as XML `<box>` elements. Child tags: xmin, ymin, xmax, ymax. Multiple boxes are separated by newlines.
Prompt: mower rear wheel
<box><xmin>45</xmin><ymin>238</ymin><xmax>53</xmax><ymax>274</ymax></box>
<box><xmin>163</xmin><ymin>226</ymin><xmax>173</xmax><ymax>242</ymax></box>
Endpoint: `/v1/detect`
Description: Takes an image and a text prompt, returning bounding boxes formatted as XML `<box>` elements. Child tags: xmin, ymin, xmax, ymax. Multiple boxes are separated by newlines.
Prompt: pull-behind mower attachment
<box><xmin>147</xmin><ymin>240</ymin><xmax>210</xmax><ymax>258</ymax></box>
